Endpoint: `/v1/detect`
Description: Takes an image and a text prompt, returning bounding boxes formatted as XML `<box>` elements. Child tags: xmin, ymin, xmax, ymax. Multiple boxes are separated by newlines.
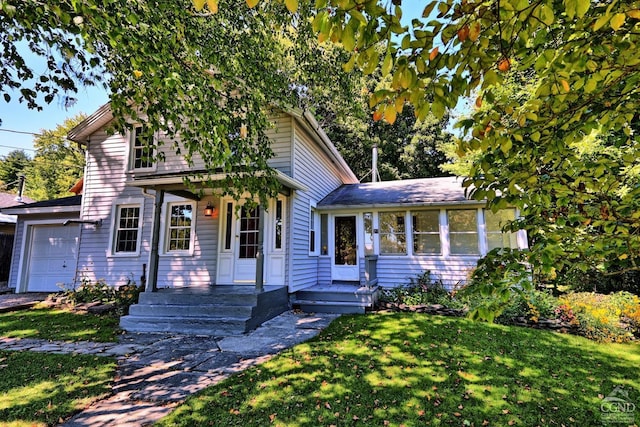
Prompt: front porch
<box><xmin>120</xmin><ymin>285</ymin><xmax>289</xmax><ymax>336</ymax></box>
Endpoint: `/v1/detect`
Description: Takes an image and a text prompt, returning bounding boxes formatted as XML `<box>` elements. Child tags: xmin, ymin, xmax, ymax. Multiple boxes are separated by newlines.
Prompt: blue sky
<box><xmin>0</xmin><ymin>4</ymin><xmax>431</xmax><ymax>159</ymax></box>
<box><xmin>0</xmin><ymin>84</ymin><xmax>109</xmax><ymax>158</ymax></box>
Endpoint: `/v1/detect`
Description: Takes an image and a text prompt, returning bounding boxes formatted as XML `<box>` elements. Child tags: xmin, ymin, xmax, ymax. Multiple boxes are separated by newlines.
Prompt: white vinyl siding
<box><xmin>290</xmin><ymin>124</ymin><xmax>344</xmax><ymax>292</ymax></box>
<box><xmin>146</xmin><ymin>113</ymin><xmax>293</xmax><ymax>176</ymax></box>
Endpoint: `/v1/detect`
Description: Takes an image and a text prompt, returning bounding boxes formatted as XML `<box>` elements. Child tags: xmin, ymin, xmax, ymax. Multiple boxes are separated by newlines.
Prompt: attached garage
<box><xmin>24</xmin><ymin>224</ymin><xmax>80</xmax><ymax>292</ymax></box>
<box><xmin>0</xmin><ymin>195</ymin><xmax>83</xmax><ymax>293</ymax></box>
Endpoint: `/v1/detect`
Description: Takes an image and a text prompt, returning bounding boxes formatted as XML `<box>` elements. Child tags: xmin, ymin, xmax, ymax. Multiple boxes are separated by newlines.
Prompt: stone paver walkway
<box><xmin>54</xmin><ymin>311</ymin><xmax>337</xmax><ymax>426</ymax></box>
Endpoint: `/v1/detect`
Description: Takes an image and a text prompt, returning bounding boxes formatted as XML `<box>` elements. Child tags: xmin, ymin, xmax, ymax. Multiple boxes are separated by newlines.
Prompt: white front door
<box><xmin>331</xmin><ymin>215</ymin><xmax>359</xmax><ymax>281</ymax></box>
<box><xmin>233</xmin><ymin>205</ymin><xmax>259</xmax><ymax>283</ymax></box>
<box><xmin>26</xmin><ymin>224</ymin><xmax>79</xmax><ymax>292</ymax></box>
<box><xmin>216</xmin><ymin>199</ymin><xmax>286</xmax><ymax>286</ymax></box>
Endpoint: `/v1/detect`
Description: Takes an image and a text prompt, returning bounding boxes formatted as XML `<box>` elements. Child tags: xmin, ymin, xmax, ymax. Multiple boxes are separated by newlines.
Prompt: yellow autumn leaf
<box><xmin>561</xmin><ymin>79</ymin><xmax>570</xmax><ymax>92</ymax></box>
<box><xmin>133</xmin><ymin>70</ymin><xmax>143</xmax><ymax>79</ymax></box>
<box><xmin>207</xmin><ymin>0</ymin><xmax>218</xmax><ymax>13</ymax></box>
<box><xmin>384</xmin><ymin>104</ymin><xmax>397</xmax><ymax>125</ymax></box>
<box><xmin>193</xmin><ymin>0</ymin><xmax>206</xmax><ymax>11</ymax></box>
<box><xmin>284</xmin><ymin>0</ymin><xmax>298</xmax><ymax>13</ymax></box>
<box><xmin>610</xmin><ymin>13</ymin><xmax>625</xmax><ymax>30</ymax></box>
<box><xmin>469</xmin><ymin>22</ymin><xmax>481</xmax><ymax>42</ymax></box>
<box><xmin>240</xmin><ymin>123</ymin><xmax>248</xmax><ymax>138</ymax></box>
<box><xmin>395</xmin><ymin>97</ymin><xmax>404</xmax><ymax>114</ymax></box>
<box><xmin>627</xmin><ymin>10</ymin><xmax>640</xmax><ymax>19</ymax></box>
<box><xmin>246</xmin><ymin>0</ymin><xmax>260</xmax><ymax>8</ymax></box>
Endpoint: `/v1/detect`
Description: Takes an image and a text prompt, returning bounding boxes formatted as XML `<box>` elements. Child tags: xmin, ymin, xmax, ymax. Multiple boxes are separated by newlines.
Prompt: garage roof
<box><xmin>0</xmin><ymin>195</ymin><xmax>82</xmax><ymax>215</ymax></box>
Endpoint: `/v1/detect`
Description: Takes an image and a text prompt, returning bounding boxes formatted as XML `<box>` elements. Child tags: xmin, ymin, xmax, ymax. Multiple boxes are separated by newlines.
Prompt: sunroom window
<box><xmin>379</xmin><ymin>211</ymin><xmax>406</xmax><ymax>255</ymax></box>
<box><xmin>448</xmin><ymin>209</ymin><xmax>479</xmax><ymax>255</ymax></box>
<box><xmin>412</xmin><ymin>211</ymin><xmax>441</xmax><ymax>255</ymax></box>
<box><xmin>485</xmin><ymin>208</ymin><xmax>517</xmax><ymax>250</ymax></box>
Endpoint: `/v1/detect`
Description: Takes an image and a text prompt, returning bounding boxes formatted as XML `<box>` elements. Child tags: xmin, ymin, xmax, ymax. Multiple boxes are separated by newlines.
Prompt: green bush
<box><xmin>61</xmin><ymin>276</ymin><xmax>141</xmax><ymax>315</ymax></box>
<box><xmin>497</xmin><ymin>289</ymin><xmax>559</xmax><ymax>324</ymax></box>
<box><xmin>380</xmin><ymin>271</ymin><xmax>452</xmax><ymax>306</ymax></box>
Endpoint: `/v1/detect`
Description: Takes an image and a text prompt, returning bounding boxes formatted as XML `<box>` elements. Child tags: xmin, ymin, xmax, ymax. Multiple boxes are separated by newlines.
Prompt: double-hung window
<box><xmin>309</xmin><ymin>204</ymin><xmax>320</xmax><ymax>256</ymax></box>
<box><xmin>379</xmin><ymin>211</ymin><xmax>406</xmax><ymax>255</ymax></box>
<box><xmin>113</xmin><ymin>204</ymin><xmax>141</xmax><ymax>254</ymax></box>
<box><xmin>412</xmin><ymin>211</ymin><xmax>441</xmax><ymax>254</ymax></box>
<box><xmin>131</xmin><ymin>126</ymin><xmax>155</xmax><ymax>170</ymax></box>
<box><xmin>166</xmin><ymin>202</ymin><xmax>194</xmax><ymax>253</ymax></box>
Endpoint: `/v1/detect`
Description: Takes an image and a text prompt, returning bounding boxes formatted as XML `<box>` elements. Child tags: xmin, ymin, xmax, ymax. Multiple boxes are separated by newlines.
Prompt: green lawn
<box><xmin>0</xmin><ymin>350</ymin><xmax>115</xmax><ymax>426</ymax></box>
<box><xmin>0</xmin><ymin>307</ymin><xmax>119</xmax><ymax>342</ymax></box>
<box><xmin>160</xmin><ymin>313</ymin><xmax>640</xmax><ymax>427</ymax></box>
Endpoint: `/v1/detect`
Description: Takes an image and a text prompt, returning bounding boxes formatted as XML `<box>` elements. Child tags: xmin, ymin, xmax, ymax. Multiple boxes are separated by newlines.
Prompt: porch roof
<box><xmin>125</xmin><ymin>169</ymin><xmax>309</xmax><ymax>196</ymax></box>
<box><xmin>317</xmin><ymin>176</ymin><xmax>480</xmax><ymax>210</ymax></box>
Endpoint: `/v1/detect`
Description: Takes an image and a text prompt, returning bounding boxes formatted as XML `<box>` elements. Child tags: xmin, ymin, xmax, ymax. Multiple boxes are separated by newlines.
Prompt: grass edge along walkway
<box><xmin>159</xmin><ymin>312</ymin><xmax>640</xmax><ymax>427</ymax></box>
<box><xmin>0</xmin><ymin>350</ymin><xmax>116</xmax><ymax>426</ymax></box>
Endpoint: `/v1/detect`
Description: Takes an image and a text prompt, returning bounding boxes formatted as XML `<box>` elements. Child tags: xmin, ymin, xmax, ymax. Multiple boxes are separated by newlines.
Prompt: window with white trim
<box><xmin>309</xmin><ymin>205</ymin><xmax>320</xmax><ymax>256</ymax></box>
<box><xmin>113</xmin><ymin>205</ymin><xmax>141</xmax><ymax>254</ymax></box>
<box><xmin>379</xmin><ymin>211</ymin><xmax>406</xmax><ymax>255</ymax></box>
<box><xmin>448</xmin><ymin>209</ymin><xmax>479</xmax><ymax>255</ymax></box>
<box><xmin>485</xmin><ymin>208</ymin><xmax>517</xmax><ymax>250</ymax></box>
<box><xmin>130</xmin><ymin>126</ymin><xmax>155</xmax><ymax>170</ymax></box>
<box><xmin>165</xmin><ymin>202</ymin><xmax>194</xmax><ymax>252</ymax></box>
<box><xmin>412</xmin><ymin>211</ymin><xmax>441</xmax><ymax>255</ymax></box>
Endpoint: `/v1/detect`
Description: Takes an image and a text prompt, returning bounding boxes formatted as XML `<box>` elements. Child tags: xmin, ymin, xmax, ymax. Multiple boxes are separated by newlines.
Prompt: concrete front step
<box><xmin>293</xmin><ymin>300</ymin><xmax>368</xmax><ymax>314</ymax></box>
<box><xmin>119</xmin><ymin>315</ymin><xmax>251</xmax><ymax>335</ymax></box>
<box><xmin>128</xmin><ymin>303</ymin><xmax>255</xmax><ymax>318</ymax></box>
<box><xmin>292</xmin><ymin>285</ymin><xmax>379</xmax><ymax>314</ymax></box>
<box><xmin>120</xmin><ymin>285</ymin><xmax>289</xmax><ymax>336</ymax></box>
<box><xmin>295</xmin><ymin>288</ymin><xmax>378</xmax><ymax>304</ymax></box>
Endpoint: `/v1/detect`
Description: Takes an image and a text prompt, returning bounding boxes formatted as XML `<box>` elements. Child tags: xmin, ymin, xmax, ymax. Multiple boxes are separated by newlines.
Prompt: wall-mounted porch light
<box><xmin>204</xmin><ymin>202</ymin><xmax>215</xmax><ymax>217</ymax></box>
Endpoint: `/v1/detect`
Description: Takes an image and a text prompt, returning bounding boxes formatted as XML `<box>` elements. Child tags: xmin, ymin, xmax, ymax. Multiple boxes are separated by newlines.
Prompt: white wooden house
<box><xmin>1</xmin><ymin>104</ymin><xmax>527</xmax><ymax>334</ymax></box>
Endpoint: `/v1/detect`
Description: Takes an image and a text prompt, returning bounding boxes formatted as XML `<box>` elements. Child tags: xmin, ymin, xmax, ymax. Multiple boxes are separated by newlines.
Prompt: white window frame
<box><xmin>160</xmin><ymin>199</ymin><xmax>196</xmax><ymax>256</ymax></box>
<box><xmin>128</xmin><ymin>125</ymin><xmax>157</xmax><ymax>172</ymax></box>
<box><xmin>484</xmin><ymin>208</ymin><xmax>518</xmax><ymax>253</ymax></box>
<box><xmin>411</xmin><ymin>210</ymin><xmax>442</xmax><ymax>255</ymax></box>
<box><xmin>272</xmin><ymin>196</ymin><xmax>286</xmax><ymax>252</ymax></box>
<box><xmin>378</xmin><ymin>210</ymin><xmax>408</xmax><ymax>256</ymax></box>
<box><xmin>447</xmin><ymin>208</ymin><xmax>481</xmax><ymax>256</ymax></box>
<box><xmin>309</xmin><ymin>201</ymin><xmax>320</xmax><ymax>256</ymax></box>
<box><xmin>108</xmin><ymin>198</ymin><xmax>145</xmax><ymax>257</ymax></box>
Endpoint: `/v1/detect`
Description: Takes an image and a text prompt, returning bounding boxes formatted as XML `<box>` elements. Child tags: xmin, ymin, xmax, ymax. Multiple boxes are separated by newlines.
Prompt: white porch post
<box><xmin>255</xmin><ymin>206</ymin><xmax>265</xmax><ymax>292</ymax></box>
<box><xmin>146</xmin><ymin>189</ymin><xmax>164</xmax><ymax>293</ymax></box>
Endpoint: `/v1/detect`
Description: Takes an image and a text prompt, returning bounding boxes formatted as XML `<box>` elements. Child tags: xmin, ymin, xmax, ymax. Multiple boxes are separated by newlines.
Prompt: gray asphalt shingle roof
<box><xmin>0</xmin><ymin>192</ymin><xmax>35</xmax><ymax>208</ymax></box>
<box><xmin>0</xmin><ymin>195</ymin><xmax>81</xmax><ymax>213</ymax></box>
<box><xmin>317</xmin><ymin>176</ymin><xmax>476</xmax><ymax>208</ymax></box>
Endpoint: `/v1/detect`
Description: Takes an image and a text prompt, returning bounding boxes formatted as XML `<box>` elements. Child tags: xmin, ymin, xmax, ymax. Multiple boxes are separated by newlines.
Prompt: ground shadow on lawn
<box><xmin>159</xmin><ymin>313</ymin><xmax>639</xmax><ymax>427</ymax></box>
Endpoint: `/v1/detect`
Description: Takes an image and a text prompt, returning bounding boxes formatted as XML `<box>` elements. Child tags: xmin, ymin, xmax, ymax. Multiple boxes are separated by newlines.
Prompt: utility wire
<box><xmin>0</xmin><ymin>128</ymin><xmax>42</xmax><ymax>137</ymax></box>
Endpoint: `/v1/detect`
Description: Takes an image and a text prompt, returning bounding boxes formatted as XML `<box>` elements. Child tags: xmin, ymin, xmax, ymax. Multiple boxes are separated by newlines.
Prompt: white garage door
<box><xmin>26</xmin><ymin>224</ymin><xmax>79</xmax><ymax>292</ymax></box>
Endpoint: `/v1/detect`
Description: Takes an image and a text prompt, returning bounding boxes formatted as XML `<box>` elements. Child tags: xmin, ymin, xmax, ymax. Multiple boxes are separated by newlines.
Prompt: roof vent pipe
<box><xmin>15</xmin><ymin>175</ymin><xmax>25</xmax><ymax>202</ymax></box>
<box><xmin>372</xmin><ymin>144</ymin><xmax>380</xmax><ymax>183</ymax></box>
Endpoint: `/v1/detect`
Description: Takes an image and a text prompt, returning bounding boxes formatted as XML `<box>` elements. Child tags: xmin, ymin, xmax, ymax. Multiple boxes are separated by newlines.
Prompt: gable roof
<box><xmin>67</xmin><ymin>103</ymin><xmax>358</xmax><ymax>184</ymax></box>
<box><xmin>317</xmin><ymin>176</ymin><xmax>480</xmax><ymax>209</ymax></box>
<box><xmin>0</xmin><ymin>195</ymin><xmax>82</xmax><ymax>215</ymax></box>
